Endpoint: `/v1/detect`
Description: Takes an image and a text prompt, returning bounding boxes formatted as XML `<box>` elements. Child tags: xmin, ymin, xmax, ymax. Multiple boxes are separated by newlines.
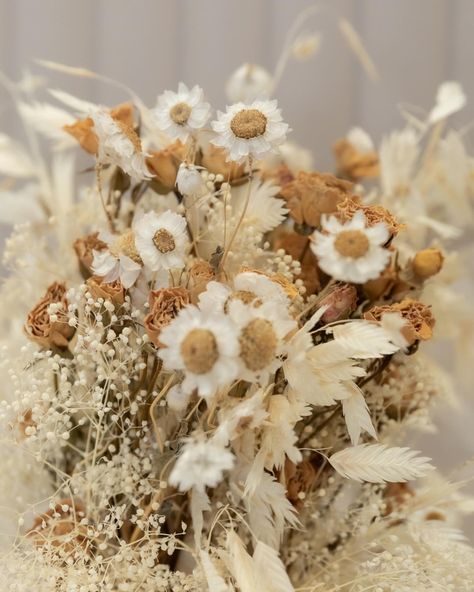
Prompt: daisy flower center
<box><xmin>116</xmin><ymin>120</ymin><xmax>142</xmax><ymax>153</ymax></box>
<box><xmin>230</xmin><ymin>109</ymin><xmax>267</xmax><ymax>139</ymax></box>
<box><xmin>239</xmin><ymin>318</ymin><xmax>277</xmax><ymax>371</ymax></box>
<box><xmin>170</xmin><ymin>102</ymin><xmax>192</xmax><ymax>126</ymax></box>
<box><xmin>224</xmin><ymin>290</ymin><xmax>262</xmax><ymax>312</ymax></box>
<box><xmin>334</xmin><ymin>230</ymin><xmax>370</xmax><ymax>259</ymax></box>
<box><xmin>153</xmin><ymin>228</ymin><xmax>176</xmax><ymax>253</ymax></box>
<box><xmin>110</xmin><ymin>230</ymin><xmax>143</xmax><ymax>264</ymax></box>
<box><xmin>180</xmin><ymin>329</ymin><xmax>219</xmax><ymax>374</ymax></box>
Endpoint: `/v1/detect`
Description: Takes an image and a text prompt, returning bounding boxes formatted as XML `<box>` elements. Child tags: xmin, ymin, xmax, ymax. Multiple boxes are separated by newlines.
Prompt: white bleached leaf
<box><xmin>190</xmin><ymin>488</ymin><xmax>210</xmax><ymax>548</ymax></box>
<box><xmin>253</xmin><ymin>541</ymin><xmax>294</xmax><ymax>592</ymax></box>
<box><xmin>328</xmin><ymin>320</ymin><xmax>401</xmax><ymax>359</ymax></box>
<box><xmin>429</xmin><ymin>81</ymin><xmax>466</xmax><ymax>124</ymax></box>
<box><xmin>226</xmin><ymin>531</ymin><xmax>256</xmax><ymax>592</ymax></box>
<box><xmin>18</xmin><ymin>101</ymin><xmax>76</xmax><ymax>148</ymax></box>
<box><xmin>329</xmin><ymin>444</ymin><xmax>434</xmax><ymax>483</ymax></box>
<box><xmin>341</xmin><ymin>382</ymin><xmax>377</xmax><ymax>445</ymax></box>
<box><xmin>48</xmin><ymin>88</ymin><xmax>98</xmax><ymax>115</ymax></box>
<box><xmin>0</xmin><ymin>134</ymin><xmax>35</xmax><ymax>178</ymax></box>
<box><xmin>0</xmin><ymin>184</ymin><xmax>45</xmax><ymax>225</ymax></box>
<box><xmin>200</xmin><ymin>550</ymin><xmax>232</xmax><ymax>592</ymax></box>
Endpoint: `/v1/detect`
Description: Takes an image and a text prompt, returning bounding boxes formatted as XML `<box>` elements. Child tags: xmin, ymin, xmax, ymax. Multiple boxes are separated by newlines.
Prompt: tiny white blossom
<box><xmin>176</xmin><ymin>162</ymin><xmax>206</xmax><ymax>197</ymax></box>
<box><xmin>429</xmin><ymin>81</ymin><xmax>466</xmax><ymax>124</ymax></box>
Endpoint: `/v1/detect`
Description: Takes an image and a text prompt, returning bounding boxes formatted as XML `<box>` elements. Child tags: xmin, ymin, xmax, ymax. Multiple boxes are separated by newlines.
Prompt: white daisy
<box><xmin>134</xmin><ymin>210</ymin><xmax>188</xmax><ymax>271</ymax></box>
<box><xmin>92</xmin><ymin>229</ymin><xmax>142</xmax><ymax>289</ymax></box>
<box><xmin>311</xmin><ymin>211</ymin><xmax>390</xmax><ymax>284</ymax></box>
<box><xmin>211</xmin><ymin>99</ymin><xmax>289</xmax><ymax>163</ymax></box>
<box><xmin>228</xmin><ymin>299</ymin><xmax>296</xmax><ymax>384</ymax></box>
<box><xmin>152</xmin><ymin>82</ymin><xmax>211</xmax><ymax>142</ymax></box>
<box><xmin>169</xmin><ymin>437</ymin><xmax>235</xmax><ymax>492</ymax></box>
<box><xmin>91</xmin><ymin>109</ymin><xmax>152</xmax><ymax>180</ymax></box>
<box><xmin>158</xmin><ymin>305</ymin><xmax>240</xmax><ymax>399</ymax></box>
<box><xmin>198</xmin><ymin>271</ymin><xmax>289</xmax><ymax>314</ymax></box>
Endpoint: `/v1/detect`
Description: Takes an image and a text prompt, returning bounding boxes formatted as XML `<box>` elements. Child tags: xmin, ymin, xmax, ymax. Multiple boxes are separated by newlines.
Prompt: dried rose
<box><xmin>73</xmin><ymin>232</ymin><xmax>108</xmax><ymax>278</ymax></box>
<box><xmin>337</xmin><ymin>196</ymin><xmax>403</xmax><ymax>237</ymax></box>
<box><xmin>412</xmin><ymin>248</ymin><xmax>444</xmax><ymax>280</ymax></box>
<box><xmin>146</xmin><ymin>140</ymin><xmax>187</xmax><ymax>192</ymax></box>
<box><xmin>280</xmin><ymin>171</ymin><xmax>353</xmax><ymax>228</ymax></box>
<box><xmin>319</xmin><ymin>283</ymin><xmax>358</xmax><ymax>323</ymax></box>
<box><xmin>188</xmin><ymin>260</ymin><xmax>215</xmax><ymax>303</ymax></box>
<box><xmin>201</xmin><ymin>145</ymin><xmax>246</xmax><ymax>185</ymax></box>
<box><xmin>86</xmin><ymin>275</ymin><xmax>126</xmax><ymax>308</ymax></box>
<box><xmin>145</xmin><ymin>287</ymin><xmax>190</xmax><ymax>347</ymax></box>
<box><xmin>25</xmin><ymin>282</ymin><xmax>75</xmax><ymax>349</ymax></box>
<box><xmin>364</xmin><ymin>298</ymin><xmax>435</xmax><ymax>344</ymax></box>
<box><xmin>64</xmin><ymin>102</ymin><xmax>134</xmax><ymax>155</ymax></box>
<box><xmin>284</xmin><ymin>458</ymin><xmax>317</xmax><ymax>509</ymax></box>
<box><xmin>333</xmin><ymin>137</ymin><xmax>379</xmax><ymax>180</ymax></box>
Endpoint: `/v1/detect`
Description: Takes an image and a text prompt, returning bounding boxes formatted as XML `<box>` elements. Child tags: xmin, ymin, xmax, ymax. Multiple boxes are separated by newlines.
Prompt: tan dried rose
<box><xmin>188</xmin><ymin>260</ymin><xmax>215</xmax><ymax>303</ymax></box>
<box><xmin>201</xmin><ymin>145</ymin><xmax>246</xmax><ymax>185</ymax></box>
<box><xmin>412</xmin><ymin>248</ymin><xmax>444</xmax><ymax>280</ymax></box>
<box><xmin>280</xmin><ymin>171</ymin><xmax>353</xmax><ymax>228</ymax></box>
<box><xmin>28</xmin><ymin>498</ymin><xmax>91</xmax><ymax>552</ymax></box>
<box><xmin>86</xmin><ymin>275</ymin><xmax>126</xmax><ymax>308</ymax></box>
<box><xmin>364</xmin><ymin>298</ymin><xmax>435</xmax><ymax>344</ymax></box>
<box><xmin>64</xmin><ymin>102</ymin><xmax>134</xmax><ymax>155</ymax></box>
<box><xmin>333</xmin><ymin>137</ymin><xmax>379</xmax><ymax>180</ymax></box>
<box><xmin>146</xmin><ymin>140</ymin><xmax>187</xmax><ymax>191</ymax></box>
<box><xmin>337</xmin><ymin>196</ymin><xmax>403</xmax><ymax>237</ymax></box>
<box><xmin>145</xmin><ymin>287</ymin><xmax>190</xmax><ymax>347</ymax></box>
<box><xmin>73</xmin><ymin>232</ymin><xmax>107</xmax><ymax>278</ymax></box>
<box><xmin>25</xmin><ymin>282</ymin><xmax>75</xmax><ymax>349</ymax></box>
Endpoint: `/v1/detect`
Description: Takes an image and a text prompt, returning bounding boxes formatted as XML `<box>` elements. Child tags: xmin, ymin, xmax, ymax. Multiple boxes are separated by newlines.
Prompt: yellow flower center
<box><xmin>153</xmin><ymin>229</ymin><xmax>176</xmax><ymax>253</ymax></box>
<box><xmin>110</xmin><ymin>230</ymin><xmax>142</xmax><ymax>264</ymax></box>
<box><xmin>170</xmin><ymin>102</ymin><xmax>192</xmax><ymax>126</ymax></box>
<box><xmin>230</xmin><ymin>109</ymin><xmax>267</xmax><ymax>139</ymax></box>
<box><xmin>239</xmin><ymin>318</ymin><xmax>277</xmax><ymax>372</ymax></box>
<box><xmin>180</xmin><ymin>329</ymin><xmax>219</xmax><ymax>374</ymax></box>
<box><xmin>334</xmin><ymin>230</ymin><xmax>370</xmax><ymax>259</ymax></box>
<box><xmin>224</xmin><ymin>290</ymin><xmax>262</xmax><ymax>313</ymax></box>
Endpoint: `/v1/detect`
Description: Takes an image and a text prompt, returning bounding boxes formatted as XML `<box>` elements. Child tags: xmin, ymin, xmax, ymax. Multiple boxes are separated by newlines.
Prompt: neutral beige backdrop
<box><xmin>0</xmin><ymin>0</ymin><xmax>473</xmax><ymax>534</ymax></box>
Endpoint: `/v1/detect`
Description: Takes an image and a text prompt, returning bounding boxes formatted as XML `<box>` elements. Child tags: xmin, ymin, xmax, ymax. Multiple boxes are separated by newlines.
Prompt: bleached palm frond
<box><xmin>226</xmin><ymin>531</ymin><xmax>256</xmax><ymax>592</ymax></box>
<box><xmin>341</xmin><ymin>382</ymin><xmax>377</xmax><ymax>445</ymax></box>
<box><xmin>253</xmin><ymin>541</ymin><xmax>294</xmax><ymax>592</ymax></box>
<box><xmin>0</xmin><ymin>133</ymin><xmax>35</xmax><ymax>178</ymax></box>
<box><xmin>329</xmin><ymin>444</ymin><xmax>434</xmax><ymax>483</ymax></box>
<box><xmin>48</xmin><ymin>88</ymin><xmax>98</xmax><ymax>115</ymax></box>
<box><xmin>18</xmin><ymin>101</ymin><xmax>76</xmax><ymax>149</ymax></box>
<box><xmin>199</xmin><ymin>549</ymin><xmax>232</xmax><ymax>592</ymax></box>
<box><xmin>328</xmin><ymin>320</ymin><xmax>401</xmax><ymax>359</ymax></box>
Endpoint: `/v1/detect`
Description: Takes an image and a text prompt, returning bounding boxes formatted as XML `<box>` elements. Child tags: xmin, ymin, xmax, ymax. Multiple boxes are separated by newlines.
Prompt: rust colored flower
<box><xmin>333</xmin><ymin>137</ymin><xmax>379</xmax><ymax>180</ymax></box>
<box><xmin>28</xmin><ymin>499</ymin><xmax>90</xmax><ymax>553</ymax></box>
<box><xmin>86</xmin><ymin>275</ymin><xmax>126</xmax><ymax>308</ymax></box>
<box><xmin>64</xmin><ymin>102</ymin><xmax>134</xmax><ymax>155</ymax></box>
<box><xmin>188</xmin><ymin>259</ymin><xmax>215</xmax><ymax>303</ymax></box>
<box><xmin>280</xmin><ymin>171</ymin><xmax>354</xmax><ymax>228</ymax></box>
<box><xmin>145</xmin><ymin>287</ymin><xmax>190</xmax><ymax>347</ymax></box>
<box><xmin>201</xmin><ymin>145</ymin><xmax>246</xmax><ymax>185</ymax></box>
<box><xmin>146</xmin><ymin>140</ymin><xmax>187</xmax><ymax>192</ymax></box>
<box><xmin>319</xmin><ymin>283</ymin><xmax>358</xmax><ymax>323</ymax></box>
<box><xmin>337</xmin><ymin>196</ymin><xmax>403</xmax><ymax>237</ymax></box>
<box><xmin>73</xmin><ymin>232</ymin><xmax>107</xmax><ymax>278</ymax></box>
<box><xmin>284</xmin><ymin>458</ymin><xmax>317</xmax><ymax>509</ymax></box>
<box><xmin>25</xmin><ymin>282</ymin><xmax>75</xmax><ymax>349</ymax></box>
<box><xmin>364</xmin><ymin>298</ymin><xmax>435</xmax><ymax>344</ymax></box>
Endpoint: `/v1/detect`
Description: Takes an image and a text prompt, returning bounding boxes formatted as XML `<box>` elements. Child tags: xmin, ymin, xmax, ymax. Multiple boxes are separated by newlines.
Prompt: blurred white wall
<box><xmin>0</xmin><ymin>0</ymin><xmax>473</xmax><ymax>533</ymax></box>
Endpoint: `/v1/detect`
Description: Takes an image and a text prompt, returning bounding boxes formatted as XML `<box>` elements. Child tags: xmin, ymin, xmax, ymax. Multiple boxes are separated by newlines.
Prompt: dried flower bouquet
<box><xmin>0</xmin><ymin>23</ymin><xmax>474</xmax><ymax>592</ymax></box>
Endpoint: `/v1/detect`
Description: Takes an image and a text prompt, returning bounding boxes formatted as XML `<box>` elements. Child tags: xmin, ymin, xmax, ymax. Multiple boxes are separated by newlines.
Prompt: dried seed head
<box><xmin>153</xmin><ymin>229</ymin><xmax>176</xmax><ymax>253</ymax></box>
<box><xmin>180</xmin><ymin>329</ymin><xmax>219</xmax><ymax>374</ymax></box>
<box><xmin>239</xmin><ymin>318</ymin><xmax>277</xmax><ymax>371</ymax></box>
<box><xmin>334</xmin><ymin>230</ymin><xmax>370</xmax><ymax>258</ymax></box>
<box><xmin>110</xmin><ymin>230</ymin><xmax>142</xmax><ymax>264</ymax></box>
<box><xmin>170</xmin><ymin>102</ymin><xmax>192</xmax><ymax>125</ymax></box>
<box><xmin>230</xmin><ymin>109</ymin><xmax>267</xmax><ymax>139</ymax></box>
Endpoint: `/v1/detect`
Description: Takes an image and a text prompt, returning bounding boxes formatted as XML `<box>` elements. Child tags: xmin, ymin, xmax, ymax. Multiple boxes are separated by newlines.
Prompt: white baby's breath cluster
<box><xmin>0</xmin><ymin>27</ymin><xmax>473</xmax><ymax>592</ymax></box>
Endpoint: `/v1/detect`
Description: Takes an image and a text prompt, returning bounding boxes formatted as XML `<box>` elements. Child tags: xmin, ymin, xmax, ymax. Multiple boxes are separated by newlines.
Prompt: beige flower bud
<box><xmin>146</xmin><ymin>141</ymin><xmax>187</xmax><ymax>192</ymax></box>
<box><xmin>73</xmin><ymin>232</ymin><xmax>108</xmax><ymax>278</ymax></box>
<box><xmin>144</xmin><ymin>287</ymin><xmax>190</xmax><ymax>347</ymax></box>
<box><xmin>412</xmin><ymin>248</ymin><xmax>444</xmax><ymax>280</ymax></box>
<box><xmin>188</xmin><ymin>260</ymin><xmax>215</xmax><ymax>303</ymax></box>
<box><xmin>319</xmin><ymin>283</ymin><xmax>358</xmax><ymax>323</ymax></box>
<box><xmin>86</xmin><ymin>276</ymin><xmax>126</xmax><ymax>308</ymax></box>
<box><xmin>333</xmin><ymin>138</ymin><xmax>379</xmax><ymax>180</ymax></box>
<box><xmin>25</xmin><ymin>282</ymin><xmax>75</xmax><ymax>350</ymax></box>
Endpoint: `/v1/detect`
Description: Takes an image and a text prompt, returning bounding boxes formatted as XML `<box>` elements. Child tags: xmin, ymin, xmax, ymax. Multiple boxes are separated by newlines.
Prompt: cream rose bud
<box><xmin>176</xmin><ymin>163</ymin><xmax>206</xmax><ymax>197</ymax></box>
